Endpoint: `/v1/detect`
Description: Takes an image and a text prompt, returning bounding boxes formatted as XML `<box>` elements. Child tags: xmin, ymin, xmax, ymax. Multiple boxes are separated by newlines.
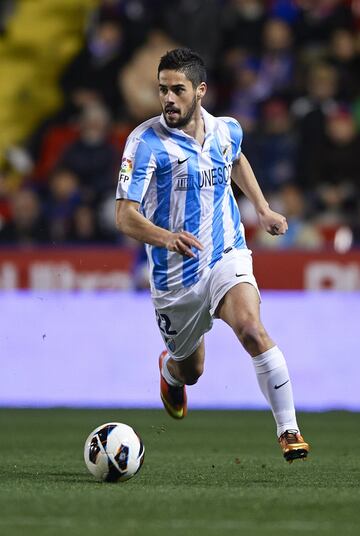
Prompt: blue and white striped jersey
<box><xmin>116</xmin><ymin>107</ymin><xmax>246</xmax><ymax>291</ymax></box>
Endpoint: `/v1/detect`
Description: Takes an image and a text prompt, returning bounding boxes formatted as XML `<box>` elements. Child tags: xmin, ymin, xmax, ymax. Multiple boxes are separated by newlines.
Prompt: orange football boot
<box><xmin>159</xmin><ymin>350</ymin><xmax>187</xmax><ymax>419</ymax></box>
<box><xmin>279</xmin><ymin>430</ymin><xmax>310</xmax><ymax>463</ymax></box>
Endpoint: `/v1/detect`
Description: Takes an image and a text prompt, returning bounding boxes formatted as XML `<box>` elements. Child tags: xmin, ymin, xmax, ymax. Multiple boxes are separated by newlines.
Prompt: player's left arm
<box><xmin>231</xmin><ymin>153</ymin><xmax>288</xmax><ymax>236</ymax></box>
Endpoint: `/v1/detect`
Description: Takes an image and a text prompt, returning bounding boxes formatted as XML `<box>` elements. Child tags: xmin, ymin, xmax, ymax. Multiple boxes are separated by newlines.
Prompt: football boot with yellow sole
<box><xmin>159</xmin><ymin>350</ymin><xmax>187</xmax><ymax>419</ymax></box>
<box><xmin>279</xmin><ymin>430</ymin><xmax>310</xmax><ymax>463</ymax></box>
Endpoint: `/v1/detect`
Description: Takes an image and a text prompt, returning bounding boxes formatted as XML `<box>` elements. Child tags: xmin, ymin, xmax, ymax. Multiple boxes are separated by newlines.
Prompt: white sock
<box><xmin>252</xmin><ymin>345</ymin><xmax>299</xmax><ymax>437</ymax></box>
<box><xmin>161</xmin><ymin>353</ymin><xmax>183</xmax><ymax>387</ymax></box>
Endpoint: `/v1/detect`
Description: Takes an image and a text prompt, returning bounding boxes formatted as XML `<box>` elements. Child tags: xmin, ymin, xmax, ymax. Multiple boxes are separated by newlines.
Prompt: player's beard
<box><xmin>163</xmin><ymin>96</ymin><xmax>197</xmax><ymax>129</ymax></box>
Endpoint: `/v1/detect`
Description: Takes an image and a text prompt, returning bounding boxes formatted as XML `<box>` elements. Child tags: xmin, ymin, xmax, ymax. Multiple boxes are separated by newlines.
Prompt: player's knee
<box><xmin>234</xmin><ymin>319</ymin><xmax>267</xmax><ymax>351</ymax></box>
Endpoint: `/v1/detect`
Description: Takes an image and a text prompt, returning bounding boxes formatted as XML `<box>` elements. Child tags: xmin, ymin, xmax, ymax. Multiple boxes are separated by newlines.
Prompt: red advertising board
<box><xmin>0</xmin><ymin>248</ymin><xmax>135</xmax><ymax>290</ymax></box>
<box><xmin>252</xmin><ymin>250</ymin><xmax>360</xmax><ymax>290</ymax></box>
<box><xmin>0</xmin><ymin>247</ymin><xmax>359</xmax><ymax>290</ymax></box>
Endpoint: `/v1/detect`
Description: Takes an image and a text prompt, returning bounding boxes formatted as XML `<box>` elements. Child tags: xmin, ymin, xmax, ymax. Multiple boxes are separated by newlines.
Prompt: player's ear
<box><xmin>196</xmin><ymin>82</ymin><xmax>207</xmax><ymax>100</ymax></box>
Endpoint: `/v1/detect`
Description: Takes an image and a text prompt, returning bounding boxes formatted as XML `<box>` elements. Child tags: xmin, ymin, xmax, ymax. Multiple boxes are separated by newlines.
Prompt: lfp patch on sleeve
<box><xmin>119</xmin><ymin>157</ymin><xmax>133</xmax><ymax>182</ymax></box>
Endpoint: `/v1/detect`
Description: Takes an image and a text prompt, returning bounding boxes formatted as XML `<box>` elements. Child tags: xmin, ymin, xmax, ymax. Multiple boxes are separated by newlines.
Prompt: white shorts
<box><xmin>152</xmin><ymin>248</ymin><xmax>259</xmax><ymax>361</ymax></box>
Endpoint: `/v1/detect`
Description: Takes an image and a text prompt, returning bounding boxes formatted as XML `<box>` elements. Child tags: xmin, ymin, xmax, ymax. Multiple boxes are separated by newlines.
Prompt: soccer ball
<box><xmin>84</xmin><ymin>422</ymin><xmax>145</xmax><ymax>482</ymax></box>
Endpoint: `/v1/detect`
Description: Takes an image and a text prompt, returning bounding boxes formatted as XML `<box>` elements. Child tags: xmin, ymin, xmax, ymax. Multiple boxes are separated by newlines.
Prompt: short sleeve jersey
<box><xmin>116</xmin><ymin>107</ymin><xmax>246</xmax><ymax>292</ymax></box>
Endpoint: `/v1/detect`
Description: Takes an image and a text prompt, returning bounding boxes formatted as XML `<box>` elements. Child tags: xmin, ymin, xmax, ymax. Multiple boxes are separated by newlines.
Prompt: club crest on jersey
<box><xmin>222</xmin><ymin>144</ymin><xmax>232</xmax><ymax>162</ymax></box>
<box><xmin>118</xmin><ymin>157</ymin><xmax>133</xmax><ymax>182</ymax></box>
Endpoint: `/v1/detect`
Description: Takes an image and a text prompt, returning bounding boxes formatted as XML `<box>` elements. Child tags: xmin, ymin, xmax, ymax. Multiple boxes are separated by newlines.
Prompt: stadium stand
<box><xmin>0</xmin><ymin>0</ymin><xmax>359</xmax><ymax>268</ymax></box>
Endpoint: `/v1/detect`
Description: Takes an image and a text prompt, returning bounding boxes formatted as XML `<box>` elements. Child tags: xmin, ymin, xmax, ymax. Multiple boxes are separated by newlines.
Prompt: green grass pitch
<box><xmin>0</xmin><ymin>409</ymin><xmax>359</xmax><ymax>536</ymax></box>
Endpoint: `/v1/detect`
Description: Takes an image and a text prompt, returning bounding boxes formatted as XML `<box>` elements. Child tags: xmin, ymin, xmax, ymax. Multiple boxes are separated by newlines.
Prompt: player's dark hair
<box><xmin>158</xmin><ymin>48</ymin><xmax>207</xmax><ymax>87</ymax></box>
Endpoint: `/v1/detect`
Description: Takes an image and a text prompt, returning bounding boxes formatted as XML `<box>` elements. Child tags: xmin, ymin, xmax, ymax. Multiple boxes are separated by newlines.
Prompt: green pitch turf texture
<box><xmin>0</xmin><ymin>410</ymin><xmax>359</xmax><ymax>536</ymax></box>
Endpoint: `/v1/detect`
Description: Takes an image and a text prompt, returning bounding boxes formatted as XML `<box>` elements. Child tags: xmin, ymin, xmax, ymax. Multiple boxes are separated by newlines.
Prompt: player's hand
<box><xmin>166</xmin><ymin>231</ymin><xmax>204</xmax><ymax>258</ymax></box>
<box><xmin>258</xmin><ymin>208</ymin><xmax>288</xmax><ymax>236</ymax></box>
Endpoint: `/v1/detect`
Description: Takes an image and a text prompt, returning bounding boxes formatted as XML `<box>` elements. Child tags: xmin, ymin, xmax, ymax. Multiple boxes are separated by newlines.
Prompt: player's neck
<box><xmin>181</xmin><ymin>107</ymin><xmax>205</xmax><ymax>147</ymax></box>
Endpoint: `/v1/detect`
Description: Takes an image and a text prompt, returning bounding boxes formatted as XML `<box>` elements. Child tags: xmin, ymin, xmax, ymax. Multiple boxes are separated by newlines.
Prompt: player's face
<box><xmin>158</xmin><ymin>70</ymin><xmax>204</xmax><ymax>128</ymax></box>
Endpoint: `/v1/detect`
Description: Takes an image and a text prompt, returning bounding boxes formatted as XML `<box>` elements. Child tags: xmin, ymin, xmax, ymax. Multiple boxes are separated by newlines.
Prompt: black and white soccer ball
<box><xmin>84</xmin><ymin>422</ymin><xmax>145</xmax><ymax>482</ymax></box>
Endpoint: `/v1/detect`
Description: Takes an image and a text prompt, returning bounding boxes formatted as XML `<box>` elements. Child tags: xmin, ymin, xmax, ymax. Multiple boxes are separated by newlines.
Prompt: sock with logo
<box><xmin>252</xmin><ymin>345</ymin><xmax>299</xmax><ymax>437</ymax></box>
<box><xmin>161</xmin><ymin>353</ymin><xmax>184</xmax><ymax>387</ymax></box>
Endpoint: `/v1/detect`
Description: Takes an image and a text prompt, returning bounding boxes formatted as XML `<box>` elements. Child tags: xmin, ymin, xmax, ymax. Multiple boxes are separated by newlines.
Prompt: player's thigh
<box><xmin>217</xmin><ymin>283</ymin><xmax>274</xmax><ymax>356</ymax></box>
<box><xmin>208</xmin><ymin>247</ymin><xmax>259</xmax><ymax>317</ymax></box>
<box><xmin>216</xmin><ymin>281</ymin><xmax>262</xmax><ymax>329</ymax></box>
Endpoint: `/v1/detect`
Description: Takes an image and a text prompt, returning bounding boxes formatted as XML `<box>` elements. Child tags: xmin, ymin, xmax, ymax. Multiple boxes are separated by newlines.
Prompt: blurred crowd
<box><xmin>0</xmin><ymin>0</ymin><xmax>359</xmax><ymax>252</ymax></box>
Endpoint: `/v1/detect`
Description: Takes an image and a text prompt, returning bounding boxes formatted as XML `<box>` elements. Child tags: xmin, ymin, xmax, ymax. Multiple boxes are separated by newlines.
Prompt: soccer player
<box><xmin>115</xmin><ymin>48</ymin><xmax>309</xmax><ymax>463</ymax></box>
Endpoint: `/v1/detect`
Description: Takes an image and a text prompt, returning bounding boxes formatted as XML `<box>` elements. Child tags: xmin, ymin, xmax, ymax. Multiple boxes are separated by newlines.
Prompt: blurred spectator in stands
<box><xmin>68</xmin><ymin>204</ymin><xmax>111</xmax><ymax>244</ymax></box>
<box><xmin>29</xmin><ymin>121</ymin><xmax>81</xmax><ymax>183</ymax></box>
<box><xmin>27</xmin><ymin>14</ymin><xmax>129</xmax><ymax>166</ymax></box>
<box><xmin>292</xmin><ymin>62</ymin><xmax>339</xmax><ymax>124</ymax></box>
<box><xmin>268</xmin><ymin>0</ymin><xmax>300</xmax><ymax>24</ymax></box>
<box><xmin>350</xmin><ymin>0</ymin><xmax>360</xmax><ymax>29</ymax></box>
<box><xmin>0</xmin><ymin>171</ymin><xmax>12</xmax><ymax>232</ymax></box>
<box><xmin>294</xmin><ymin>0</ymin><xmax>354</xmax><ymax>55</ymax></box>
<box><xmin>221</xmin><ymin>0</ymin><xmax>267</xmax><ymax>54</ymax></box>
<box><xmin>57</xmin><ymin>103</ymin><xmax>120</xmax><ymax>201</ymax></box>
<box><xmin>326</xmin><ymin>28</ymin><xmax>360</xmax><ymax>100</ymax></box>
<box><xmin>44</xmin><ymin>169</ymin><xmax>83</xmax><ymax>243</ymax></box>
<box><xmin>353</xmin><ymin>217</ymin><xmax>360</xmax><ymax>247</ymax></box>
<box><xmin>0</xmin><ymin>189</ymin><xmax>48</xmax><ymax>245</ymax></box>
<box><xmin>89</xmin><ymin>0</ymin><xmax>157</xmax><ymax>55</ymax></box>
<box><xmin>226</xmin><ymin>55</ymin><xmax>263</xmax><ymax>127</ymax></box>
<box><xmin>26</xmin><ymin>17</ymin><xmax>131</xmax><ymax>165</ymax></box>
<box><xmin>310</xmin><ymin>105</ymin><xmax>360</xmax><ymax>224</ymax></box>
<box><xmin>29</xmin><ymin>100</ymin><xmax>132</xmax><ymax>184</ymax></box>
<box><xmin>254</xmin><ymin>183</ymin><xmax>324</xmax><ymax>249</ymax></box>
<box><xmin>26</xmin><ymin>17</ymin><xmax>130</xmax><ymax>170</ymax></box>
<box><xmin>292</xmin><ymin>62</ymin><xmax>340</xmax><ymax>188</ymax></box>
<box><xmin>257</xmin><ymin>18</ymin><xmax>294</xmax><ymax>98</ymax></box>
<box><xmin>257</xmin><ymin>99</ymin><xmax>298</xmax><ymax>192</ymax></box>
<box><xmin>60</xmin><ymin>17</ymin><xmax>130</xmax><ymax>118</ymax></box>
<box><xmin>119</xmin><ymin>29</ymin><xmax>178</xmax><ymax>121</ymax></box>
<box><xmin>0</xmin><ymin>0</ymin><xmax>15</xmax><ymax>35</ymax></box>
<box><xmin>225</xmin><ymin>17</ymin><xmax>294</xmax><ymax>125</ymax></box>
<box><xmin>215</xmin><ymin>47</ymin><xmax>252</xmax><ymax>116</ymax></box>
<box><xmin>159</xmin><ymin>0</ymin><xmax>221</xmax><ymax>70</ymax></box>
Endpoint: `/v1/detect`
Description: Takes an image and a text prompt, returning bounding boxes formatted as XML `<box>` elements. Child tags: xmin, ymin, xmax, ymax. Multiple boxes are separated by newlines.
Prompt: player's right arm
<box><xmin>116</xmin><ymin>199</ymin><xmax>203</xmax><ymax>258</ymax></box>
<box><xmin>117</xmin><ymin>130</ymin><xmax>202</xmax><ymax>257</ymax></box>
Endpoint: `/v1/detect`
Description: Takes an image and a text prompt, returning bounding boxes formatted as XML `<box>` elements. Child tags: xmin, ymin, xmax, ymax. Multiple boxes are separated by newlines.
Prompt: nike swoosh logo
<box><xmin>274</xmin><ymin>380</ymin><xmax>289</xmax><ymax>390</ymax></box>
<box><xmin>178</xmin><ymin>157</ymin><xmax>190</xmax><ymax>165</ymax></box>
<box><xmin>235</xmin><ymin>273</ymin><xmax>246</xmax><ymax>277</ymax></box>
